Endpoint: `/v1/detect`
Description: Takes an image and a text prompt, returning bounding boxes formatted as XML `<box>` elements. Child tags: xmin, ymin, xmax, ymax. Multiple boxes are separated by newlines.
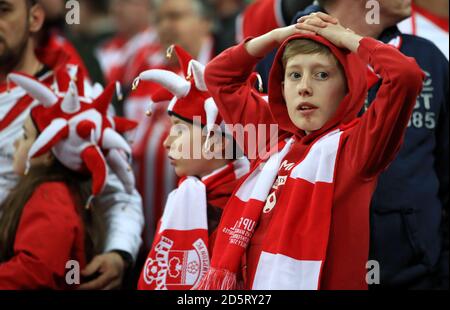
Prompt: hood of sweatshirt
<box><xmin>268</xmin><ymin>34</ymin><xmax>368</xmax><ymax>144</ymax></box>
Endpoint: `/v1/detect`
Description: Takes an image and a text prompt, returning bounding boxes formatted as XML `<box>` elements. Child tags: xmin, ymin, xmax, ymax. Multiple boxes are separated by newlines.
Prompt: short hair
<box><xmin>153</xmin><ymin>0</ymin><xmax>213</xmax><ymax>20</ymax></box>
<box><xmin>282</xmin><ymin>39</ymin><xmax>339</xmax><ymax>69</ymax></box>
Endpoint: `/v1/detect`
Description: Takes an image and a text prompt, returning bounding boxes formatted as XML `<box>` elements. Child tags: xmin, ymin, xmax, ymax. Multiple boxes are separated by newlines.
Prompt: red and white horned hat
<box><xmin>8</xmin><ymin>67</ymin><xmax>137</xmax><ymax>201</ymax></box>
<box><xmin>132</xmin><ymin>45</ymin><xmax>224</xmax><ymax>143</ymax></box>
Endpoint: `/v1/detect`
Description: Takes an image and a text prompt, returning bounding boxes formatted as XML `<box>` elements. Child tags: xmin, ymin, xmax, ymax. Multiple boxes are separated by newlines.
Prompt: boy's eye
<box><xmin>172</xmin><ymin>124</ymin><xmax>187</xmax><ymax>135</ymax></box>
<box><xmin>289</xmin><ymin>72</ymin><xmax>302</xmax><ymax>80</ymax></box>
<box><xmin>314</xmin><ymin>72</ymin><xmax>329</xmax><ymax>80</ymax></box>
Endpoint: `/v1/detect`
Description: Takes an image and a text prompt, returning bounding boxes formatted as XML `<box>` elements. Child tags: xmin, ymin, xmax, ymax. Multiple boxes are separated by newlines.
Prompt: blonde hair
<box><xmin>282</xmin><ymin>39</ymin><xmax>339</xmax><ymax>69</ymax></box>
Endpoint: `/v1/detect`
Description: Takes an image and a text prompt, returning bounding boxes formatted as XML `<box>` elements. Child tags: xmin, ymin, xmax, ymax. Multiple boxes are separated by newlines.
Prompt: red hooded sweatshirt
<box><xmin>200</xmin><ymin>34</ymin><xmax>424</xmax><ymax>290</ymax></box>
<box><xmin>0</xmin><ymin>183</ymin><xmax>86</xmax><ymax>289</ymax></box>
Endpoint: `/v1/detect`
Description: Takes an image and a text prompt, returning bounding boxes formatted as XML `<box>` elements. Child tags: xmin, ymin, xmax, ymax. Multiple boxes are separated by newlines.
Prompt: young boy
<box><xmin>133</xmin><ymin>46</ymin><xmax>250</xmax><ymax>290</ymax></box>
<box><xmin>199</xmin><ymin>13</ymin><xmax>424</xmax><ymax>290</ymax></box>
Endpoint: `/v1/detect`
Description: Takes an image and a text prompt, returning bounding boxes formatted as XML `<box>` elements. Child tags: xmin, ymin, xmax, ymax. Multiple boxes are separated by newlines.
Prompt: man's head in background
<box><xmin>0</xmin><ymin>0</ymin><xmax>45</xmax><ymax>76</ymax></box>
<box><xmin>111</xmin><ymin>0</ymin><xmax>153</xmax><ymax>39</ymax></box>
<box><xmin>318</xmin><ymin>0</ymin><xmax>411</xmax><ymax>28</ymax></box>
<box><xmin>376</xmin><ymin>0</ymin><xmax>412</xmax><ymax>24</ymax></box>
<box><xmin>69</xmin><ymin>0</ymin><xmax>111</xmax><ymax>36</ymax></box>
<box><xmin>155</xmin><ymin>0</ymin><xmax>213</xmax><ymax>59</ymax></box>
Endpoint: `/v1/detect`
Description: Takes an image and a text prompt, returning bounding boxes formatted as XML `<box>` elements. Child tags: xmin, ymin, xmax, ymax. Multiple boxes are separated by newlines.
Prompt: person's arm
<box><xmin>347</xmin><ymin>38</ymin><xmax>424</xmax><ymax>177</ymax></box>
<box><xmin>78</xmin><ymin>172</ymin><xmax>144</xmax><ymax>290</ymax></box>
<box><xmin>0</xmin><ymin>183</ymin><xmax>80</xmax><ymax>289</ymax></box>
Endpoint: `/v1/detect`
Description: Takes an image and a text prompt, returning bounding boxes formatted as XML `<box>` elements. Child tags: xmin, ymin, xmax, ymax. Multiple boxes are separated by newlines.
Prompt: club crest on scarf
<box><xmin>7</xmin><ymin>67</ymin><xmax>138</xmax><ymax>201</ymax></box>
<box><xmin>142</xmin><ymin>235</ymin><xmax>210</xmax><ymax>290</ymax></box>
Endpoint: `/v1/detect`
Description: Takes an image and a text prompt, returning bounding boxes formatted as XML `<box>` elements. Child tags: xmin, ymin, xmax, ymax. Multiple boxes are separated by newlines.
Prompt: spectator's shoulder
<box><xmin>400</xmin><ymin>33</ymin><xmax>448</xmax><ymax>63</ymax></box>
<box><xmin>27</xmin><ymin>182</ymin><xmax>78</xmax><ymax>215</ymax></box>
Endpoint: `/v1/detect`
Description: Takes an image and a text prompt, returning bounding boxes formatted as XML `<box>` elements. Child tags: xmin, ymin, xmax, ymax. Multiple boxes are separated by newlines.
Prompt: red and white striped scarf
<box><xmin>199</xmin><ymin>129</ymin><xmax>343</xmax><ymax>290</ymax></box>
<box><xmin>137</xmin><ymin>157</ymin><xmax>249</xmax><ymax>290</ymax></box>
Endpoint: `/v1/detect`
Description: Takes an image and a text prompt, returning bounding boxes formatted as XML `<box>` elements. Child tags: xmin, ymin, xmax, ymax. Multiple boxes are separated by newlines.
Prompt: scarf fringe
<box><xmin>197</xmin><ymin>268</ymin><xmax>242</xmax><ymax>290</ymax></box>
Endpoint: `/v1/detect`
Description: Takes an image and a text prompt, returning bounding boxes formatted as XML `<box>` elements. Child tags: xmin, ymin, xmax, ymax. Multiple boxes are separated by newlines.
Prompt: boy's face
<box><xmin>13</xmin><ymin>116</ymin><xmax>51</xmax><ymax>175</ymax></box>
<box><xmin>163</xmin><ymin>115</ymin><xmax>221</xmax><ymax>178</ymax></box>
<box><xmin>282</xmin><ymin>52</ymin><xmax>347</xmax><ymax>134</ymax></box>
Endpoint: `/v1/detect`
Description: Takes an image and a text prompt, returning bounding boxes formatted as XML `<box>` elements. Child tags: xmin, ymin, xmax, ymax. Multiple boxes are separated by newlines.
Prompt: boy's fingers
<box><xmin>297</xmin><ymin>12</ymin><xmax>338</xmax><ymax>24</ymax></box>
<box><xmin>296</xmin><ymin>17</ymin><xmax>328</xmax><ymax>28</ymax></box>
<box><xmin>297</xmin><ymin>16</ymin><xmax>327</xmax><ymax>28</ymax></box>
<box><xmin>314</xmin><ymin>12</ymin><xmax>338</xmax><ymax>24</ymax></box>
<box><xmin>296</xmin><ymin>23</ymin><xmax>321</xmax><ymax>34</ymax></box>
<box><xmin>305</xmin><ymin>17</ymin><xmax>327</xmax><ymax>28</ymax></box>
<box><xmin>297</xmin><ymin>15</ymin><xmax>309</xmax><ymax>23</ymax></box>
<box><xmin>296</xmin><ymin>29</ymin><xmax>316</xmax><ymax>36</ymax></box>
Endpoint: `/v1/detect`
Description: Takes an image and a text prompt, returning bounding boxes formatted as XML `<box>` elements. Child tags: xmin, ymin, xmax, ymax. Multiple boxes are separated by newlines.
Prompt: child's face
<box><xmin>282</xmin><ymin>52</ymin><xmax>347</xmax><ymax>134</ymax></box>
<box><xmin>163</xmin><ymin>116</ymin><xmax>223</xmax><ymax>178</ymax></box>
<box><xmin>13</xmin><ymin>117</ymin><xmax>52</xmax><ymax>175</ymax></box>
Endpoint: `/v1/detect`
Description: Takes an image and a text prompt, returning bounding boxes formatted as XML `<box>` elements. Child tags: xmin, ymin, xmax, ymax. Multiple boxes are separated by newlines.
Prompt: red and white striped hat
<box><xmin>8</xmin><ymin>67</ymin><xmax>137</xmax><ymax>201</ymax></box>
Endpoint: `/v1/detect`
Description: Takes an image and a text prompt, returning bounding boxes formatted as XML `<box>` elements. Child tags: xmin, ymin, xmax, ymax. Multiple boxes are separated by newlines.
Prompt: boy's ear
<box><xmin>281</xmin><ymin>81</ymin><xmax>286</xmax><ymax>101</ymax></box>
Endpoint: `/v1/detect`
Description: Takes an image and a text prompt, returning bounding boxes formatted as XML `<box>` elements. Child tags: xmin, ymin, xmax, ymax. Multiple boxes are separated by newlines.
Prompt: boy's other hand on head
<box><xmin>245</xmin><ymin>24</ymin><xmax>310</xmax><ymax>58</ymax></box>
<box><xmin>271</xmin><ymin>25</ymin><xmax>307</xmax><ymax>45</ymax></box>
<box><xmin>296</xmin><ymin>13</ymin><xmax>363</xmax><ymax>52</ymax></box>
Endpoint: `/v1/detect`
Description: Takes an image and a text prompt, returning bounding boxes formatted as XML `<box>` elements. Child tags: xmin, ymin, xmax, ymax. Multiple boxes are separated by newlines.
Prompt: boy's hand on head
<box><xmin>245</xmin><ymin>24</ymin><xmax>305</xmax><ymax>57</ymax></box>
<box><xmin>271</xmin><ymin>25</ymin><xmax>305</xmax><ymax>44</ymax></box>
<box><xmin>296</xmin><ymin>13</ymin><xmax>363</xmax><ymax>52</ymax></box>
<box><xmin>297</xmin><ymin>12</ymin><xmax>339</xmax><ymax>30</ymax></box>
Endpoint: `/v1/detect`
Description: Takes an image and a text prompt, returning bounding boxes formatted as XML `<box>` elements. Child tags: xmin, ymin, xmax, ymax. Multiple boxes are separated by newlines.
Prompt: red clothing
<box><xmin>237</xmin><ymin>0</ymin><xmax>285</xmax><ymax>42</ymax></box>
<box><xmin>202</xmin><ymin>36</ymin><xmax>424</xmax><ymax>289</ymax></box>
<box><xmin>36</xmin><ymin>32</ymin><xmax>89</xmax><ymax>78</ymax></box>
<box><xmin>0</xmin><ymin>182</ymin><xmax>86</xmax><ymax>289</ymax></box>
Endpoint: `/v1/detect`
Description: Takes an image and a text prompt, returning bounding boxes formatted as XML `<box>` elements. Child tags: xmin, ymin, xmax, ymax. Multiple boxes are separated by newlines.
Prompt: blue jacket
<box><xmin>255</xmin><ymin>4</ymin><xmax>449</xmax><ymax>288</ymax></box>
